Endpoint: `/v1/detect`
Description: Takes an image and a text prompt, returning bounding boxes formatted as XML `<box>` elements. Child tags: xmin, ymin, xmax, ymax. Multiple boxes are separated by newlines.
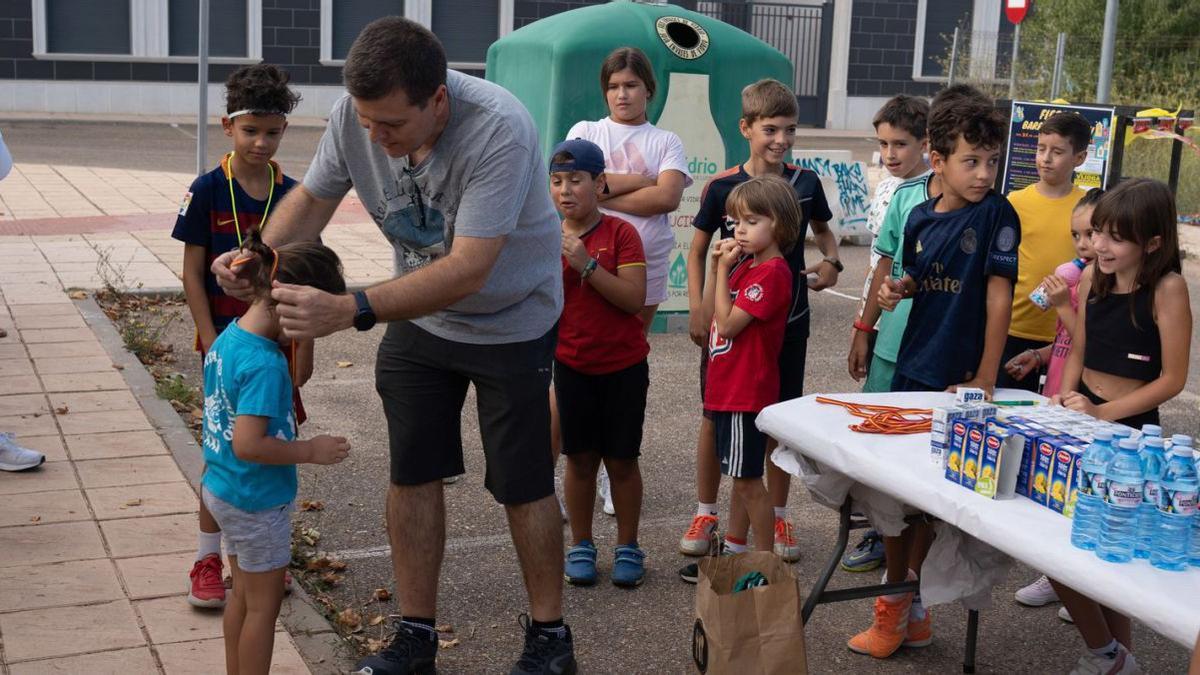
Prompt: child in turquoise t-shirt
<box><xmin>201</xmin><ymin>232</ymin><xmax>349</xmax><ymax>675</ymax></box>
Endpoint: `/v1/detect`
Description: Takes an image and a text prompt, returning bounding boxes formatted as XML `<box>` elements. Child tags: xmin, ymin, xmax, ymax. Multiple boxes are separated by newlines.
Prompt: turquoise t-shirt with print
<box><xmin>201</xmin><ymin>319</ymin><xmax>297</xmax><ymax>512</ymax></box>
<box><xmin>871</xmin><ymin>174</ymin><xmax>934</xmax><ymax>364</ymax></box>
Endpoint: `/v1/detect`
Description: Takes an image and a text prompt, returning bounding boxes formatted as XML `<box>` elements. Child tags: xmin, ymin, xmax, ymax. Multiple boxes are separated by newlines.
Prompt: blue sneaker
<box><xmin>564</xmin><ymin>540</ymin><xmax>597</xmax><ymax>586</ymax></box>
<box><xmin>841</xmin><ymin>529</ymin><xmax>886</xmax><ymax>572</ymax></box>
<box><xmin>611</xmin><ymin>544</ymin><xmax>646</xmax><ymax>588</ymax></box>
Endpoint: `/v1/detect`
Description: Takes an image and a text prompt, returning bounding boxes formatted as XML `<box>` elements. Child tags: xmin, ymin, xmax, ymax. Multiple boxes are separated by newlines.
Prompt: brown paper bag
<box><xmin>692</xmin><ymin>551</ymin><xmax>807</xmax><ymax>675</ymax></box>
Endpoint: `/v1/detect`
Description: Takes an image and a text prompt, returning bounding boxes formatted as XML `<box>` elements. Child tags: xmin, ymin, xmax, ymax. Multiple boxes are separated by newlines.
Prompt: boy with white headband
<box><xmin>171</xmin><ymin>64</ymin><xmax>307</xmax><ymax>610</ymax></box>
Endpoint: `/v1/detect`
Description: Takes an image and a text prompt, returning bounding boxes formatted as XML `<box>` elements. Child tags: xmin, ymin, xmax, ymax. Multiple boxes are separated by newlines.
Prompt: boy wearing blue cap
<box><xmin>549</xmin><ymin>139</ymin><xmax>651</xmax><ymax>588</ymax></box>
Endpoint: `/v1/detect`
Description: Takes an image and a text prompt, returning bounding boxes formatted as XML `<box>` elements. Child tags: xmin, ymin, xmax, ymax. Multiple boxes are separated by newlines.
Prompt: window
<box><xmin>913</xmin><ymin>0</ymin><xmax>974</xmax><ymax>80</ymax></box>
<box><xmin>912</xmin><ymin>0</ymin><xmax>1014</xmax><ymax>82</ymax></box>
<box><xmin>32</xmin><ymin>0</ymin><xmax>262</xmax><ymax>63</ymax></box>
<box><xmin>169</xmin><ymin>0</ymin><xmax>249</xmax><ymax>57</ymax></box>
<box><xmin>320</xmin><ymin>0</ymin><xmax>513</xmax><ymax>68</ymax></box>
<box><xmin>46</xmin><ymin>0</ymin><xmax>131</xmax><ymax>54</ymax></box>
<box><xmin>433</xmin><ymin>0</ymin><xmax>499</xmax><ymax>67</ymax></box>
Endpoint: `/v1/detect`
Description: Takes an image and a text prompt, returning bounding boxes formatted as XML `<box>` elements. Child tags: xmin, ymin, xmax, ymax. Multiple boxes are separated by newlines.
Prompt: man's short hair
<box><xmin>1039</xmin><ymin>112</ymin><xmax>1092</xmax><ymax>154</ymax></box>
<box><xmin>927</xmin><ymin>85</ymin><xmax>1005</xmax><ymax>157</ymax></box>
<box><xmin>343</xmin><ymin>16</ymin><xmax>447</xmax><ymax>105</ymax></box>
<box><xmin>873</xmin><ymin>95</ymin><xmax>929</xmax><ymax>140</ymax></box>
<box><xmin>741</xmin><ymin>79</ymin><xmax>798</xmax><ymax>125</ymax></box>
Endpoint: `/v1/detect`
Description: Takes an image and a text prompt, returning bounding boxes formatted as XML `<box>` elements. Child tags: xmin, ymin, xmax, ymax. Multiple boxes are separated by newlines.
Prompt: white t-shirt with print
<box><xmin>566</xmin><ymin>117</ymin><xmax>693</xmax><ymax>275</ymax></box>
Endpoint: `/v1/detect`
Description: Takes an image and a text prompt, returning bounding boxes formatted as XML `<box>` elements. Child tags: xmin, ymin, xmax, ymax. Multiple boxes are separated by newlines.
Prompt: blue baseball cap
<box><xmin>549</xmin><ymin>138</ymin><xmax>605</xmax><ymax>176</ymax></box>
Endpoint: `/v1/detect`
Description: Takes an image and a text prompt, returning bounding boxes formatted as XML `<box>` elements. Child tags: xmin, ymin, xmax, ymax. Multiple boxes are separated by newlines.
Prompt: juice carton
<box><xmin>975</xmin><ymin>425</ymin><xmax>1007</xmax><ymax>498</ymax></box>
<box><xmin>1063</xmin><ymin>444</ymin><xmax>1086</xmax><ymax>517</ymax></box>
<box><xmin>945</xmin><ymin>419</ymin><xmax>970</xmax><ymax>484</ymax></box>
<box><xmin>931</xmin><ymin>404</ymin><xmax>966</xmax><ymax>467</ymax></box>
<box><xmin>1013</xmin><ymin>425</ymin><xmax>1049</xmax><ymax>498</ymax></box>
<box><xmin>1031</xmin><ymin>435</ymin><xmax>1062</xmax><ymax>506</ymax></box>
<box><xmin>960</xmin><ymin>421</ymin><xmax>986</xmax><ymax>491</ymax></box>
<box><xmin>1048</xmin><ymin>442</ymin><xmax>1085</xmax><ymax>516</ymax></box>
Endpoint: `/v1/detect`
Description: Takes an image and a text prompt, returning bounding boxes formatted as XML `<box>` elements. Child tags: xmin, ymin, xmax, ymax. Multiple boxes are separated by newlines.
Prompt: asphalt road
<box><xmin>152</xmin><ymin>243</ymin><xmax>1198</xmax><ymax>674</ymax></box>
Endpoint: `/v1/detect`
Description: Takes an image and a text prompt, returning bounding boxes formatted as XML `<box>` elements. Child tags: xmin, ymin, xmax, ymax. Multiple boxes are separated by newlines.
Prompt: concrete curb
<box><xmin>73</xmin><ymin>293</ymin><xmax>355</xmax><ymax>675</ymax></box>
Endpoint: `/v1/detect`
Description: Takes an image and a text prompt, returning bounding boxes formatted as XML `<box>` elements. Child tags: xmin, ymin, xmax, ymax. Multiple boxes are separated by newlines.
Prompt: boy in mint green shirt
<box><xmin>858</xmin><ymin>171</ymin><xmax>940</xmax><ymax>391</ymax></box>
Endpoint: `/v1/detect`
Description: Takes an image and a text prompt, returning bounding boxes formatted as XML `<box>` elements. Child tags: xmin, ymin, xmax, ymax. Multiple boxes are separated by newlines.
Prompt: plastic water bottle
<box><xmin>1134</xmin><ymin>436</ymin><xmax>1167</xmax><ymax>558</ymax></box>
<box><xmin>1111</xmin><ymin>426</ymin><xmax>1133</xmax><ymax>447</ymax></box>
<box><xmin>1071</xmin><ymin>429</ymin><xmax>1115</xmax><ymax>551</ymax></box>
<box><xmin>1097</xmin><ymin>439</ymin><xmax>1144</xmax><ymax>563</ymax></box>
<box><xmin>1152</xmin><ymin>445</ymin><xmax>1199</xmax><ymax>571</ymax></box>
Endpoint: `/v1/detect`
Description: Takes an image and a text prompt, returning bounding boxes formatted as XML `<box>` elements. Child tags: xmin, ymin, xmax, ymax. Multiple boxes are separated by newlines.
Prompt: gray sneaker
<box><xmin>0</xmin><ymin>433</ymin><xmax>45</xmax><ymax>472</ymax></box>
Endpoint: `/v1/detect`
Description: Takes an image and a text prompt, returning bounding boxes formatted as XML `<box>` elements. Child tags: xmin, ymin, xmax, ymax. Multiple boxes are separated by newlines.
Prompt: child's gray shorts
<box><xmin>202</xmin><ymin>487</ymin><xmax>293</xmax><ymax>573</ymax></box>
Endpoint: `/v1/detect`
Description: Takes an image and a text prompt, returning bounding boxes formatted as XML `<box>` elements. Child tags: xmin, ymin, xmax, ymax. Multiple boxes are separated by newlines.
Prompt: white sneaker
<box><xmin>598</xmin><ymin>466</ymin><xmax>615</xmax><ymax>516</ymax></box>
<box><xmin>0</xmin><ymin>433</ymin><xmax>45</xmax><ymax>472</ymax></box>
<box><xmin>1015</xmin><ymin>574</ymin><xmax>1059</xmax><ymax>607</ymax></box>
<box><xmin>1068</xmin><ymin>644</ymin><xmax>1140</xmax><ymax>675</ymax></box>
<box><xmin>1058</xmin><ymin>606</ymin><xmax>1074</xmax><ymax>623</ymax></box>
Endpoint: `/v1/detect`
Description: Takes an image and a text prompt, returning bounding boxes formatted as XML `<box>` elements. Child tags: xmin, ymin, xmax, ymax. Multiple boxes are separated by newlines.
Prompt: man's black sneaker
<box><xmin>509</xmin><ymin>614</ymin><xmax>577</xmax><ymax>675</ymax></box>
<box><xmin>351</xmin><ymin>621</ymin><xmax>438</xmax><ymax>675</ymax></box>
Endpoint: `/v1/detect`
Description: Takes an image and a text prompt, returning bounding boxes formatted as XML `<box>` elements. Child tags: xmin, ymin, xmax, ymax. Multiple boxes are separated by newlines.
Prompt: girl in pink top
<box><xmin>1005</xmin><ymin>189</ymin><xmax>1103</xmax><ymax>394</ymax></box>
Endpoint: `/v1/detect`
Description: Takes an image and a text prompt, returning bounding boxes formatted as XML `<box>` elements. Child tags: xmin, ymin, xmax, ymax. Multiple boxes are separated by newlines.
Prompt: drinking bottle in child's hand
<box><xmin>1030</xmin><ymin>258</ymin><xmax>1086</xmax><ymax>310</ymax></box>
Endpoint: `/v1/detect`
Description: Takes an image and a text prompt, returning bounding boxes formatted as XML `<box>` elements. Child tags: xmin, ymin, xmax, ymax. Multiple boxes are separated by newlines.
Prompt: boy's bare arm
<box><xmin>961</xmin><ymin>275</ymin><xmax>1013</xmax><ymax>396</ymax></box>
<box><xmin>603</xmin><ymin>173</ymin><xmax>656</xmax><ymax>198</ymax></box>
<box><xmin>600</xmin><ymin>170</ymin><xmax>686</xmax><ymax>217</ymax></box>
<box><xmin>232</xmin><ymin>415</ymin><xmax>348</xmax><ymax>465</ymax></box>
<box><xmin>805</xmin><ymin>219</ymin><xmax>841</xmax><ymax>290</ymax></box>
<box><xmin>687</xmin><ymin>229</ymin><xmax>714</xmax><ymax>346</ymax></box>
<box><xmin>182</xmin><ymin>244</ymin><xmax>219</xmax><ymax>351</ymax></box>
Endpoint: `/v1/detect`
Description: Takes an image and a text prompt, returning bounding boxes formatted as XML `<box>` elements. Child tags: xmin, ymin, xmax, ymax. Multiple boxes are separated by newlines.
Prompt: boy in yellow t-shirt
<box><xmin>999</xmin><ymin>112</ymin><xmax>1092</xmax><ymax>391</ymax></box>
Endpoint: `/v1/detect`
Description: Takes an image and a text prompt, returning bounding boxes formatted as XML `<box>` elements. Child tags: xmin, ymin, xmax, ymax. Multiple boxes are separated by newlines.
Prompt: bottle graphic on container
<box><xmin>1134</xmin><ymin>435</ymin><xmax>1166</xmax><ymax>558</ymax></box>
<box><xmin>1152</xmin><ymin>444</ymin><xmax>1198</xmax><ymax>571</ymax></box>
<box><xmin>1029</xmin><ymin>258</ymin><xmax>1086</xmax><ymax>310</ymax></box>
<box><xmin>1097</xmin><ymin>438</ymin><xmax>1144</xmax><ymax>563</ymax></box>
<box><xmin>1071</xmin><ymin>428</ymin><xmax>1115</xmax><ymax>551</ymax></box>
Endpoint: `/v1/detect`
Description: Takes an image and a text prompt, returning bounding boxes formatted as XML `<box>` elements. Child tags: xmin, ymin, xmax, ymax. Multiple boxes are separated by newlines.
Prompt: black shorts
<box><xmin>712</xmin><ymin>411</ymin><xmax>767</xmax><ymax>479</ymax></box>
<box><xmin>375</xmin><ymin>321</ymin><xmax>555</xmax><ymax>505</ymax></box>
<box><xmin>778</xmin><ymin>335</ymin><xmax>807</xmax><ymax>402</ymax></box>
<box><xmin>554</xmin><ymin>359</ymin><xmax>648</xmax><ymax>459</ymax></box>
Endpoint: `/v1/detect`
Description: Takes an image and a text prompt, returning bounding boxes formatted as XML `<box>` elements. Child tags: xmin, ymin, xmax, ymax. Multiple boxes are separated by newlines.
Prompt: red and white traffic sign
<box><xmin>1006</xmin><ymin>0</ymin><xmax>1030</xmax><ymax>25</ymax></box>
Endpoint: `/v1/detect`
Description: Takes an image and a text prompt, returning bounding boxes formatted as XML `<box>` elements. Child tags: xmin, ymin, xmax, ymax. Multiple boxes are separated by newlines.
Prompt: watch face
<box><xmin>354</xmin><ymin>310</ymin><xmax>376</xmax><ymax>331</ymax></box>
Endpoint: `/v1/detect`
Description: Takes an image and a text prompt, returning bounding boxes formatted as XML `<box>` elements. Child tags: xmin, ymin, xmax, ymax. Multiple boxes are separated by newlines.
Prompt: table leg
<box><xmin>801</xmin><ymin>498</ymin><xmax>853</xmax><ymax>623</ymax></box>
<box><xmin>963</xmin><ymin>609</ymin><xmax>979</xmax><ymax>673</ymax></box>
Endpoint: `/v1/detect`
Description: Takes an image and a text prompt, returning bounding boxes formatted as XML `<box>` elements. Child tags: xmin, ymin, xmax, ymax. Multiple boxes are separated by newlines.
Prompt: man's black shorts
<box><xmin>375</xmin><ymin>320</ymin><xmax>555</xmax><ymax>505</ymax></box>
<box><xmin>554</xmin><ymin>359</ymin><xmax>648</xmax><ymax>459</ymax></box>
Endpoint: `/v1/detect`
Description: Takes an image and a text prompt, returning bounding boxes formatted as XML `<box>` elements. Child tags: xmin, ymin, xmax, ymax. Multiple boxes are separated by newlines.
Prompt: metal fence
<box><xmin>694</xmin><ymin>1</ymin><xmax>827</xmax><ymax>98</ymax></box>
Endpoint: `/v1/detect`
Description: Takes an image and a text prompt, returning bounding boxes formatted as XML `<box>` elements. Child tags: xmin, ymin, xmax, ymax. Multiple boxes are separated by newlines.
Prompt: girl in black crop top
<box><xmin>1045</xmin><ymin>179</ymin><xmax>1191</xmax><ymax>673</ymax></box>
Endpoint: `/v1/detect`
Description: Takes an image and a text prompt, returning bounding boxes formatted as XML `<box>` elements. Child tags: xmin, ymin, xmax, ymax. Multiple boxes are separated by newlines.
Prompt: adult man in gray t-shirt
<box><xmin>212</xmin><ymin>18</ymin><xmax>571</xmax><ymax>675</ymax></box>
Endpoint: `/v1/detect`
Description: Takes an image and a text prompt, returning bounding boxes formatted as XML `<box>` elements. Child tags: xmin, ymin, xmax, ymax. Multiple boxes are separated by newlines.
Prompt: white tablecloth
<box><xmin>758</xmin><ymin>391</ymin><xmax>1200</xmax><ymax>649</ymax></box>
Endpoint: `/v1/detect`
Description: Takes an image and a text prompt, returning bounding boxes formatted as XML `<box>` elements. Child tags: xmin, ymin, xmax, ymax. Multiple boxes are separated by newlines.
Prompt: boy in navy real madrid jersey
<box><xmin>859</xmin><ymin>87</ymin><xmax>1019</xmax><ymax>660</ymax></box>
<box><xmin>171</xmin><ymin>64</ymin><xmax>307</xmax><ymax>610</ymax></box>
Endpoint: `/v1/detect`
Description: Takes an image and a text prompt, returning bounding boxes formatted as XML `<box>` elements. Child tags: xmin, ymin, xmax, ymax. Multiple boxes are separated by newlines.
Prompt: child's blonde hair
<box><xmin>741</xmin><ymin>78</ymin><xmax>798</xmax><ymax>125</ymax></box>
<box><xmin>725</xmin><ymin>175</ymin><xmax>803</xmax><ymax>253</ymax></box>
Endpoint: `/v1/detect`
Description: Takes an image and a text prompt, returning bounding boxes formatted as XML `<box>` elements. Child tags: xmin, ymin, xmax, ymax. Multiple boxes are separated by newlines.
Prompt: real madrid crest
<box><xmin>960</xmin><ymin>228</ymin><xmax>978</xmax><ymax>254</ymax></box>
<box><xmin>656</xmin><ymin>16</ymin><xmax>710</xmax><ymax>60</ymax></box>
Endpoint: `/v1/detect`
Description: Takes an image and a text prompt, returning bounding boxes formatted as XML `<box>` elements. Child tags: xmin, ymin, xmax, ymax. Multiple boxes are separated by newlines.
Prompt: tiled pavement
<box><xmin>0</xmin><ymin>286</ymin><xmax>315</xmax><ymax>673</ymax></box>
<box><xmin>0</xmin><ymin>166</ymin><xmax>386</xmax><ymax>673</ymax></box>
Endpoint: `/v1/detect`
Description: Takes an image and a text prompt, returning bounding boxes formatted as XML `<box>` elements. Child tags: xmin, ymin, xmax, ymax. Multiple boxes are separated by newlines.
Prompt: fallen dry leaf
<box><xmin>299</xmin><ymin>499</ymin><xmax>325</xmax><ymax>512</ymax></box>
<box><xmin>190</xmin><ymin>408</ymin><xmax>203</xmax><ymax>421</ymax></box>
<box><xmin>329</xmin><ymin>559</ymin><xmax>348</xmax><ymax>572</ymax></box>
<box><xmin>335</xmin><ymin>360</ymin><xmax>353</xmax><ymax>368</ymax></box>
<box><xmin>29</xmin><ymin>515</ymin><xmax>41</xmax><ymax>523</ymax></box>
<box><xmin>366</xmin><ymin>638</ymin><xmax>386</xmax><ymax>654</ymax></box>
<box><xmin>435</xmin><ymin>624</ymin><xmax>454</xmax><ymax>634</ymax></box>
<box><xmin>124</xmin><ymin>498</ymin><xmax>143</xmax><ymax>507</ymax></box>
<box><xmin>320</xmin><ymin>571</ymin><xmax>342</xmax><ymax>586</ymax></box>
<box><xmin>372</xmin><ymin>588</ymin><xmax>391</xmax><ymax>602</ymax></box>
<box><xmin>54</xmin><ymin>406</ymin><xmax>69</xmax><ymax>415</ymax></box>
<box><xmin>336</xmin><ymin>608</ymin><xmax>362</xmax><ymax>631</ymax></box>
<box><xmin>68</xmin><ymin>290</ymin><xmax>87</xmax><ymax>300</ymax></box>
<box><xmin>112</xmin><ymin>363</ymin><xmax>124</xmax><ymax>370</ymax></box>
<box><xmin>369</xmin><ymin>615</ymin><xmax>385</xmax><ymax>626</ymax></box>
<box><xmin>300</xmin><ymin>527</ymin><xmax>321</xmax><ymax>546</ymax></box>
<box><xmin>439</xmin><ymin>638</ymin><xmax>460</xmax><ymax>649</ymax></box>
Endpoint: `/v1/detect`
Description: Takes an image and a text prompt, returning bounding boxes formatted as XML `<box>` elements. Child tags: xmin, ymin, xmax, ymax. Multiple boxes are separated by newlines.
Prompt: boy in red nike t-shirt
<box><xmin>703</xmin><ymin>175</ymin><xmax>801</xmax><ymax>554</ymax></box>
<box><xmin>549</xmin><ymin>139</ymin><xmax>651</xmax><ymax>588</ymax></box>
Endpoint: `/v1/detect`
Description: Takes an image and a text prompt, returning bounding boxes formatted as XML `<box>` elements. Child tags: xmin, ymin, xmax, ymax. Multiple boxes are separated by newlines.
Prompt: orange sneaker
<box><xmin>679</xmin><ymin>514</ymin><xmax>719</xmax><ymax>556</ymax></box>
<box><xmin>773</xmin><ymin>517</ymin><xmax>801</xmax><ymax>562</ymax></box>
<box><xmin>847</xmin><ymin>595</ymin><xmax>911</xmax><ymax>658</ymax></box>
<box><xmin>904</xmin><ymin>607</ymin><xmax>933</xmax><ymax>648</ymax></box>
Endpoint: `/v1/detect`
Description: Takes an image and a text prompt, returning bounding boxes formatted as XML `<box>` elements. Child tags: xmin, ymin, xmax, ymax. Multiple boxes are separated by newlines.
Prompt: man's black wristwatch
<box><xmin>353</xmin><ymin>291</ymin><xmax>377</xmax><ymax>331</ymax></box>
<box><xmin>822</xmin><ymin>256</ymin><xmax>844</xmax><ymax>273</ymax></box>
